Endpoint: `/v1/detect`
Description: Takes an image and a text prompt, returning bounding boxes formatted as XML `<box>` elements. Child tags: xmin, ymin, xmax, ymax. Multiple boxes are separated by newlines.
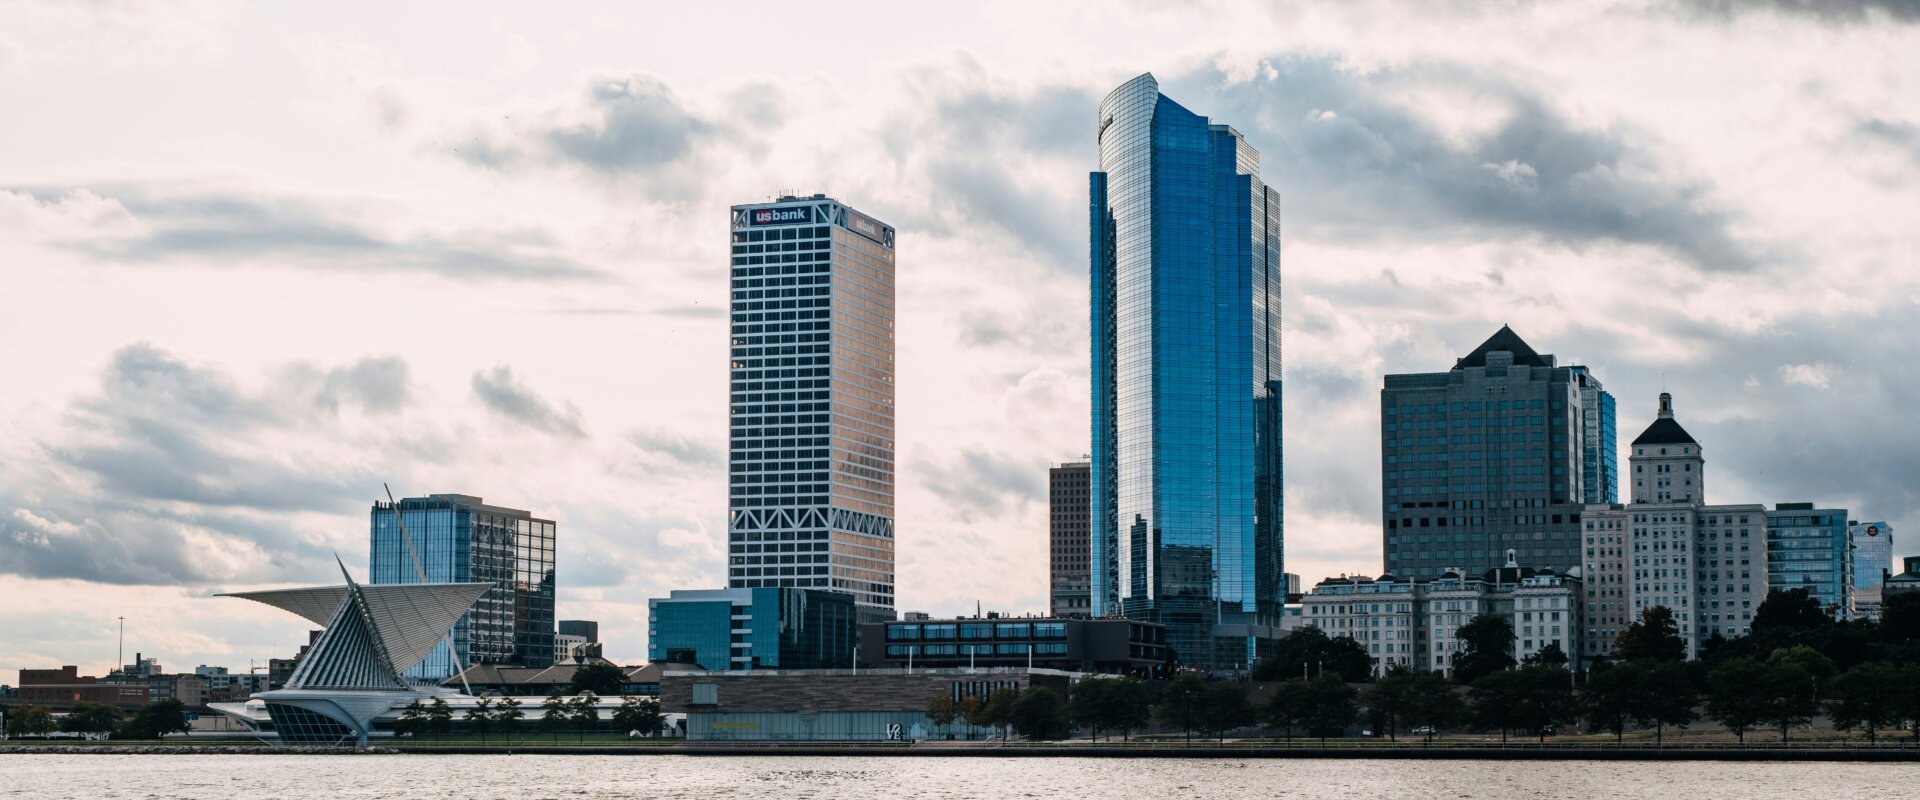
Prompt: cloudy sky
<box><xmin>2</xmin><ymin>0</ymin><xmax>1917</xmax><ymax>671</ymax></box>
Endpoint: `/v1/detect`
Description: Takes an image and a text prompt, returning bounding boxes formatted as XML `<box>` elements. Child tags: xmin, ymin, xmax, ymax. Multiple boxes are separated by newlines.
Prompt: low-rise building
<box><xmin>858</xmin><ymin>616</ymin><xmax>1167</xmax><ymax>676</ymax></box>
<box><xmin>1301</xmin><ymin>554</ymin><xmax>1583</xmax><ymax>677</ymax></box>
<box><xmin>648</xmin><ymin>587</ymin><xmax>857</xmax><ymax>671</ymax></box>
<box><xmin>445</xmin><ymin>662</ymin><xmax>663</xmax><ymax>697</ymax></box>
<box><xmin>658</xmin><ymin>667</ymin><xmax>1068</xmax><ymax>741</ymax></box>
<box><xmin>1885</xmin><ymin>556</ymin><xmax>1920</xmax><ymax>599</ymax></box>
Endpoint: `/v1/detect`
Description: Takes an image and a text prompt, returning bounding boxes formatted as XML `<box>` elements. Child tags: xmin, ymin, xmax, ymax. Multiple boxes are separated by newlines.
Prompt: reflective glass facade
<box><xmin>727</xmin><ymin>196</ymin><xmax>896</xmax><ymax>622</ymax></box>
<box><xmin>1766</xmin><ymin>504</ymin><xmax>1852</xmax><ymax>615</ymax></box>
<box><xmin>1089</xmin><ymin>74</ymin><xmax>1284</xmax><ymax>671</ymax></box>
<box><xmin>648</xmin><ymin>587</ymin><xmax>856</xmax><ymax>670</ymax></box>
<box><xmin>370</xmin><ymin>494</ymin><xmax>556</xmax><ymax>679</ymax></box>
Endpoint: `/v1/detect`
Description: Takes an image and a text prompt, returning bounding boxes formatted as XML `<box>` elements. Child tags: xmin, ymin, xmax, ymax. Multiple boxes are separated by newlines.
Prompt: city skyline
<box><xmin>2</xmin><ymin>1</ymin><xmax>1918</xmax><ymax>671</ymax></box>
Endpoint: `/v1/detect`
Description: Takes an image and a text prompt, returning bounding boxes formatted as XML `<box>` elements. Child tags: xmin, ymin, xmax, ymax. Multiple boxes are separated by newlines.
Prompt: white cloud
<box><xmin>1779</xmin><ymin>362</ymin><xmax>1836</xmax><ymax>389</ymax></box>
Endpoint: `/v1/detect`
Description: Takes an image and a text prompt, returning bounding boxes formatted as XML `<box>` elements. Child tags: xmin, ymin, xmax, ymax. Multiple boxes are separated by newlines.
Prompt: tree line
<box><xmin>937</xmin><ymin>589</ymin><xmax>1920</xmax><ymax>743</ymax></box>
<box><xmin>3</xmin><ymin>699</ymin><xmax>191</xmax><ymax>740</ymax></box>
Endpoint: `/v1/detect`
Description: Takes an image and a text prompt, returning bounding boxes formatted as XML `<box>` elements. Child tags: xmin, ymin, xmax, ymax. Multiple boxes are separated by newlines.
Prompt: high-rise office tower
<box><xmin>1089</xmin><ymin>74</ymin><xmax>1285</xmax><ymax>672</ymax></box>
<box><xmin>1850</xmin><ymin>521</ymin><xmax>1894</xmax><ymax>620</ymax></box>
<box><xmin>370</xmin><ymin>494</ymin><xmax>556</xmax><ymax>679</ymax></box>
<box><xmin>1570</xmin><ymin>365</ymin><xmax>1618</xmax><ymax>504</ymax></box>
<box><xmin>1380</xmin><ymin>327</ymin><xmax>1609</xmax><ymax>580</ymax></box>
<box><xmin>1050</xmin><ymin>461</ymin><xmax>1092</xmax><ymax>618</ymax></box>
<box><xmin>726</xmin><ymin>194</ymin><xmax>897</xmax><ymax>623</ymax></box>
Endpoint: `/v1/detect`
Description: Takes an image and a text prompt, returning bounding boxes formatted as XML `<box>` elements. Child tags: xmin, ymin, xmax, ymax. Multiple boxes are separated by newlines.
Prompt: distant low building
<box><xmin>658</xmin><ymin>666</ymin><xmax>1068</xmax><ymax>741</ymax></box>
<box><xmin>1301</xmin><ymin>553</ymin><xmax>1583</xmax><ymax>677</ymax></box>
<box><xmin>446</xmin><ymin>662</ymin><xmax>662</xmax><ymax>697</ymax></box>
<box><xmin>1883</xmin><ymin>556</ymin><xmax>1920</xmax><ymax>599</ymax></box>
<box><xmin>858</xmin><ymin>616</ymin><xmax>1167</xmax><ymax>676</ymax></box>
<box><xmin>648</xmin><ymin>587</ymin><xmax>856</xmax><ymax>671</ymax></box>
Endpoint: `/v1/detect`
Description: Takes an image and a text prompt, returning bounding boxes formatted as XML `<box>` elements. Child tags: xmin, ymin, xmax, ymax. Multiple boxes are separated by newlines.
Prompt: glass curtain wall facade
<box><xmin>1571</xmin><ymin>366</ymin><xmax>1618</xmax><ymax>504</ymax></box>
<box><xmin>1767</xmin><ymin>504</ymin><xmax>1853</xmax><ymax>617</ymax></box>
<box><xmin>648</xmin><ymin>587</ymin><xmax>856</xmax><ymax>670</ymax></box>
<box><xmin>1089</xmin><ymin>73</ymin><xmax>1284</xmax><ymax>672</ymax></box>
<box><xmin>727</xmin><ymin>195</ymin><xmax>897</xmax><ymax>623</ymax></box>
<box><xmin>370</xmin><ymin>494</ymin><xmax>556</xmax><ymax>680</ymax></box>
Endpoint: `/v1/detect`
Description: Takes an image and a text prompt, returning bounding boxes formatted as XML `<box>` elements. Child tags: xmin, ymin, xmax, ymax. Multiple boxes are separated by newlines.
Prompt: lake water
<box><xmin>1</xmin><ymin>754</ymin><xmax>1915</xmax><ymax>799</ymax></box>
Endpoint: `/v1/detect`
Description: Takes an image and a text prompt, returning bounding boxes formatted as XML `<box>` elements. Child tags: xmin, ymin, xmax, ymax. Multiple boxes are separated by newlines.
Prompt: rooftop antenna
<box><xmin>384</xmin><ymin>484</ymin><xmax>473</xmax><ymax>696</ymax></box>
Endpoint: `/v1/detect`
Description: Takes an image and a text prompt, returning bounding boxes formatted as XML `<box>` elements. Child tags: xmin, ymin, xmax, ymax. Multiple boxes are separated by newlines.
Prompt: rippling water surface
<box><xmin>2</xmin><ymin>754</ymin><xmax>1915</xmax><ymax>800</ymax></box>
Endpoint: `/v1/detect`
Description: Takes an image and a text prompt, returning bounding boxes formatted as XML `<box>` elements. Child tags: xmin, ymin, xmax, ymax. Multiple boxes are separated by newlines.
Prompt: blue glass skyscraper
<box><xmin>370</xmin><ymin>494</ymin><xmax>556</xmax><ymax>680</ymax></box>
<box><xmin>1089</xmin><ymin>74</ymin><xmax>1284</xmax><ymax>672</ymax></box>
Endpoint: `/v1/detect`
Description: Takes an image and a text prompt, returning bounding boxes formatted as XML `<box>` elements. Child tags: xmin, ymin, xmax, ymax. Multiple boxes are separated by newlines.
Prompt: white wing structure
<box><xmin>213</xmin><ymin>565</ymin><xmax>492</xmax><ymax>745</ymax></box>
<box><xmin>220</xmin><ymin>586</ymin><xmax>352</xmax><ymax>627</ymax></box>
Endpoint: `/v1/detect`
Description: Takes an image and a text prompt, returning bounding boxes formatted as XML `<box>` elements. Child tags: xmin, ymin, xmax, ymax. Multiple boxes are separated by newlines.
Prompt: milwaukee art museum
<box><xmin>209</xmin><ymin>562</ymin><xmax>496</xmax><ymax>745</ymax></box>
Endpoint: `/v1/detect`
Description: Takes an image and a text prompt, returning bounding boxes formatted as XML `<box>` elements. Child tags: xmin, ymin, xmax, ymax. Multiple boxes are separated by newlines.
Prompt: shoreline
<box><xmin>7</xmin><ymin>743</ymin><xmax>1920</xmax><ymax>761</ymax></box>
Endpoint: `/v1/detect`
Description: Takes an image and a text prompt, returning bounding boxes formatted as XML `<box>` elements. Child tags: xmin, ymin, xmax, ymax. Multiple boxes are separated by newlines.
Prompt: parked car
<box><xmin>1411</xmin><ymin>726</ymin><xmax>1437</xmax><ymax>736</ymax></box>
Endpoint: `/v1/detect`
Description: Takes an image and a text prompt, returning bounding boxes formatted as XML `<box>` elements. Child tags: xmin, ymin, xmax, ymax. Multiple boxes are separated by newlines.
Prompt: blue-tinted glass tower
<box><xmin>1089</xmin><ymin>74</ymin><xmax>1284</xmax><ymax>672</ymax></box>
<box><xmin>370</xmin><ymin>494</ymin><xmax>556</xmax><ymax>679</ymax></box>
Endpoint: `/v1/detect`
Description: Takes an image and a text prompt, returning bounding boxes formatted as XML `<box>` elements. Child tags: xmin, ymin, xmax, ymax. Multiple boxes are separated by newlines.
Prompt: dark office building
<box><xmin>370</xmin><ymin>494</ymin><xmax>556</xmax><ymax>679</ymax></box>
<box><xmin>859</xmin><ymin>616</ymin><xmax>1167</xmax><ymax>675</ymax></box>
<box><xmin>1380</xmin><ymin>328</ymin><xmax>1611</xmax><ymax>579</ymax></box>
<box><xmin>648</xmin><ymin>587</ymin><xmax>856</xmax><ymax>671</ymax></box>
<box><xmin>1049</xmin><ymin>461</ymin><xmax>1092</xmax><ymax>618</ymax></box>
<box><xmin>726</xmin><ymin>195</ymin><xmax>897</xmax><ymax>623</ymax></box>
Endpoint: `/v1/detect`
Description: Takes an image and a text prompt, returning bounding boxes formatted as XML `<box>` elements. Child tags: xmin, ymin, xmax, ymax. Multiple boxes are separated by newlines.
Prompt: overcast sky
<box><xmin>3</xmin><ymin>0</ymin><xmax>1917</xmax><ymax>672</ymax></box>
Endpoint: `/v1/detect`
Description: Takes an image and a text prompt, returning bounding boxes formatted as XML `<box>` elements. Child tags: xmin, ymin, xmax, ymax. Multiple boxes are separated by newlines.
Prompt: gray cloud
<box><xmin>471</xmin><ymin>365</ymin><xmax>587</xmax><ymax>438</ymax></box>
<box><xmin>1159</xmin><ymin>58</ymin><xmax>1769</xmax><ymax>271</ymax></box>
<box><xmin>626</xmin><ymin>427</ymin><xmax>722</xmax><ymax>468</ymax></box>
<box><xmin>1679</xmin><ymin>0</ymin><xmax>1920</xmax><ymax>23</ymax></box>
<box><xmin>1857</xmin><ymin>117</ymin><xmax>1920</xmax><ymax>168</ymax></box>
<box><xmin>314</xmin><ymin>356</ymin><xmax>411</xmax><ymax>414</ymax></box>
<box><xmin>0</xmin><ymin>344</ymin><xmax>410</xmax><ymax>585</ymax></box>
<box><xmin>30</xmin><ymin>186</ymin><xmax>605</xmax><ymax>281</ymax></box>
<box><xmin>916</xmin><ymin>448</ymin><xmax>1045</xmax><ymax>522</ymax></box>
<box><xmin>545</xmin><ymin>75</ymin><xmax>710</xmax><ymax>172</ymax></box>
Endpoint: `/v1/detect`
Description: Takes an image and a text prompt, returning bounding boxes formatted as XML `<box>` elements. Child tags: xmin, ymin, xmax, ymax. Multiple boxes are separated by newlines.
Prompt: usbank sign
<box><xmin>750</xmin><ymin>206</ymin><xmax>814</xmax><ymax>226</ymax></box>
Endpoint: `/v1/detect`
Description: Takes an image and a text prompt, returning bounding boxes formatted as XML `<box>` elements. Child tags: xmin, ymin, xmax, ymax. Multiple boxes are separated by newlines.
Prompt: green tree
<box><xmin>1581</xmin><ymin>661</ymin><xmax>1641</xmax><ymax>742</ymax></box>
<box><xmin>981</xmin><ymin>689</ymin><xmax>1019</xmax><ymax>741</ymax></box>
<box><xmin>1252</xmin><ymin>627</ymin><xmax>1373</xmax><ymax>683</ymax></box>
<box><xmin>612</xmin><ymin>696</ymin><xmax>666</xmax><ymax>738</ymax></box>
<box><xmin>568</xmin><ymin>692</ymin><xmax>600</xmax><ymax>742</ymax></box>
<box><xmin>465</xmin><ymin>697</ymin><xmax>494</xmax><ymax>743</ymax></box>
<box><xmin>956</xmin><ymin>696</ymin><xmax>989</xmax><ymax>739</ymax></box>
<box><xmin>1010</xmin><ymin>686</ymin><xmax>1070</xmax><ymax>740</ymax></box>
<box><xmin>4</xmin><ymin>705</ymin><xmax>56</xmax><ymax>737</ymax></box>
<box><xmin>1400</xmin><ymin>672</ymin><xmax>1464</xmax><ymax>743</ymax></box>
<box><xmin>1196</xmin><ymin>682</ymin><xmax>1254</xmax><ymax>741</ymax></box>
<box><xmin>1471</xmin><ymin>666</ymin><xmax>1574</xmax><ymax>743</ymax></box>
<box><xmin>1879</xmin><ymin>592</ymin><xmax>1920</xmax><ymax>645</ymax></box>
<box><xmin>395</xmin><ymin>699</ymin><xmax>427</xmax><ymax>738</ymax></box>
<box><xmin>1300</xmin><ymin>672</ymin><xmax>1359</xmax><ymax>744</ymax></box>
<box><xmin>568</xmin><ymin>662</ymin><xmax>627</xmax><ymax>696</ymax></box>
<box><xmin>1636</xmin><ymin>660</ymin><xmax>1698</xmax><ymax>744</ymax></box>
<box><xmin>492</xmin><ymin>696</ymin><xmax>524</xmax><ymax>743</ymax></box>
<box><xmin>1757</xmin><ymin>654</ymin><xmax>1820</xmax><ymax>742</ymax></box>
<box><xmin>1360</xmin><ymin>669</ymin><xmax>1415</xmax><ymax>740</ymax></box>
<box><xmin>1157</xmin><ymin>675</ymin><xmax>1207</xmax><ymax>741</ymax></box>
<box><xmin>1266</xmin><ymin>678</ymin><xmax>1310</xmax><ymax>742</ymax></box>
<box><xmin>59</xmin><ymin>702</ymin><xmax>122</xmax><ymax>738</ymax></box>
<box><xmin>1105</xmin><ymin>677</ymin><xmax>1152</xmax><ymax>741</ymax></box>
<box><xmin>1067</xmin><ymin>679</ymin><xmax>1111</xmax><ymax>741</ymax></box>
<box><xmin>426</xmin><ymin>697</ymin><xmax>454</xmax><ymax>741</ymax></box>
<box><xmin>537</xmin><ymin>691</ymin><xmax>571</xmax><ymax>742</ymax></box>
<box><xmin>1896</xmin><ymin>663</ymin><xmax>1920</xmax><ymax>744</ymax></box>
<box><xmin>925</xmin><ymin>695</ymin><xmax>958</xmax><ymax>739</ymax></box>
<box><xmin>1704</xmin><ymin>658</ymin><xmax>1770</xmax><ymax>743</ymax></box>
<box><xmin>1615</xmin><ymin>606</ymin><xmax>1686</xmax><ymax>662</ymax></box>
<box><xmin>1752</xmin><ymin>588</ymin><xmax>1831</xmax><ymax>633</ymax></box>
<box><xmin>1523</xmin><ymin>641</ymin><xmax>1571</xmax><ymax>668</ymax></box>
<box><xmin>120</xmin><ymin>699</ymin><xmax>190</xmax><ymax>740</ymax></box>
<box><xmin>1451</xmin><ymin>614</ymin><xmax>1517</xmax><ymax>684</ymax></box>
<box><xmin>1827</xmin><ymin>662</ymin><xmax>1902</xmax><ymax>743</ymax></box>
